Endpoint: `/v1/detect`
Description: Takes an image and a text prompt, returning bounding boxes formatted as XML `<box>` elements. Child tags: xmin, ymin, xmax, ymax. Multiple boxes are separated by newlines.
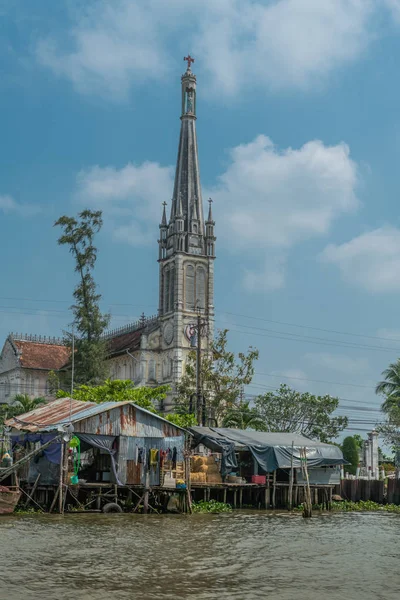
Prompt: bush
<box><xmin>342</xmin><ymin>436</ymin><xmax>359</xmax><ymax>475</ymax></box>
<box><xmin>192</xmin><ymin>500</ymin><xmax>232</xmax><ymax>514</ymax></box>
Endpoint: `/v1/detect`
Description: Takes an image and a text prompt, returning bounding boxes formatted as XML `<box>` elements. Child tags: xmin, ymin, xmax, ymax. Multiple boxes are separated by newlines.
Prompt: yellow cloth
<box><xmin>150</xmin><ymin>449</ymin><xmax>159</xmax><ymax>466</ymax></box>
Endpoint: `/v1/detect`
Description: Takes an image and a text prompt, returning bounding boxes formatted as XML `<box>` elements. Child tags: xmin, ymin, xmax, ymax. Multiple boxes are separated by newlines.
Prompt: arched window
<box><xmin>148</xmin><ymin>359</ymin><xmax>156</xmax><ymax>381</ymax></box>
<box><xmin>164</xmin><ymin>269</ymin><xmax>170</xmax><ymax>313</ymax></box>
<box><xmin>169</xmin><ymin>267</ymin><xmax>175</xmax><ymax>311</ymax></box>
<box><xmin>185</xmin><ymin>264</ymin><xmax>195</xmax><ymax>310</ymax></box>
<box><xmin>196</xmin><ymin>267</ymin><xmax>206</xmax><ymax>311</ymax></box>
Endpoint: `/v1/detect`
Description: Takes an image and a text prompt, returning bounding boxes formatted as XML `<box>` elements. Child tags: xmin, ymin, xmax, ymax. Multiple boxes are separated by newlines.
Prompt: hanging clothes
<box><xmin>150</xmin><ymin>448</ymin><xmax>159</xmax><ymax>466</ymax></box>
<box><xmin>138</xmin><ymin>448</ymin><xmax>144</xmax><ymax>464</ymax></box>
<box><xmin>172</xmin><ymin>447</ymin><xmax>177</xmax><ymax>469</ymax></box>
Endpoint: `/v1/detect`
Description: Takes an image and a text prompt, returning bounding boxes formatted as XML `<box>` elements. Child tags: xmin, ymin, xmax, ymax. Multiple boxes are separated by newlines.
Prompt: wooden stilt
<box><xmin>58</xmin><ymin>441</ymin><xmax>65</xmax><ymax>514</ymax></box>
<box><xmin>223</xmin><ymin>487</ymin><xmax>227</xmax><ymax>504</ymax></box>
<box><xmin>49</xmin><ymin>487</ymin><xmax>60</xmax><ymax>513</ymax></box>
<box><xmin>288</xmin><ymin>441</ymin><xmax>294</xmax><ymax>511</ymax></box>
<box><xmin>143</xmin><ymin>472</ymin><xmax>150</xmax><ymax>514</ymax></box>
<box><xmin>239</xmin><ymin>488</ymin><xmax>243</xmax><ymax>508</ymax></box>
<box><xmin>272</xmin><ymin>471</ymin><xmax>276</xmax><ymax>509</ymax></box>
<box><xmin>24</xmin><ymin>474</ymin><xmax>41</xmax><ymax>508</ymax></box>
<box><xmin>234</xmin><ymin>489</ymin><xmax>237</xmax><ymax>508</ymax></box>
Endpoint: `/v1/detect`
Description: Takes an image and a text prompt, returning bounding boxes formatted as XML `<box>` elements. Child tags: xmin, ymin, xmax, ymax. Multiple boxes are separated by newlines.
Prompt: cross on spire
<box><xmin>184</xmin><ymin>54</ymin><xmax>195</xmax><ymax>70</ymax></box>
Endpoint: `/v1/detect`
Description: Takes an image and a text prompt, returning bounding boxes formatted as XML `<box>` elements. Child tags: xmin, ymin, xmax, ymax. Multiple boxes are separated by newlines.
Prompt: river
<box><xmin>0</xmin><ymin>511</ymin><xmax>399</xmax><ymax>600</ymax></box>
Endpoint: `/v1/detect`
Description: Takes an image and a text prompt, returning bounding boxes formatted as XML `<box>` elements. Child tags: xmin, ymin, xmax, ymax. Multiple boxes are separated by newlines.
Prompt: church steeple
<box><xmin>168</xmin><ymin>55</ymin><xmax>205</xmax><ymax>255</ymax></box>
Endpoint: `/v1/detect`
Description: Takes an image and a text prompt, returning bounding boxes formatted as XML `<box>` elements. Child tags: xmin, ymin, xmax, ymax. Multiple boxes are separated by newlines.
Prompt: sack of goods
<box><xmin>191</xmin><ymin>455</ymin><xmax>222</xmax><ymax>484</ymax></box>
<box><xmin>190</xmin><ymin>472</ymin><xmax>207</xmax><ymax>483</ymax></box>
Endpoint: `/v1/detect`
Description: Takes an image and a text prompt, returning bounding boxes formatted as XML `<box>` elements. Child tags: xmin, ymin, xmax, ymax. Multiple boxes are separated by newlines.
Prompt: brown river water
<box><xmin>0</xmin><ymin>511</ymin><xmax>399</xmax><ymax>600</ymax></box>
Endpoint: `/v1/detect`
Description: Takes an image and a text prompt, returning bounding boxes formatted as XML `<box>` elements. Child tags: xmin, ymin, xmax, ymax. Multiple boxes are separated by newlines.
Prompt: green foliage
<box><xmin>47</xmin><ymin>370</ymin><xmax>60</xmax><ymax>396</ymax></box>
<box><xmin>55</xmin><ymin>209</ymin><xmax>110</xmax><ymax>386</ymax></box>
<box><xmin>376</xmin><ymin>360</ymin><xmax>400</xmax><ymax>412</ymax></box>
<box><xmin>175</xmin><ymin>329</ymin><xmax>259</xmax><ymax>425</ymax></box>
<box><xmin>0</xmin><ymin>395</ymin><xmax>46</xmax><ymax>429</ymax></box>
<box><xmin>192</xmin><ymin>500</ymin><xmax>232</xmax><ymax>514</ymax></box>
<box><xmin>12</xmin><ymin>394</ymin><xmax>46</xmax><ymax>413</ymax></box>
<box><xmin>57</xmin><ymin>378</ymin><xmax>169</xmax><ymax>412</ymax></box>
<box><xmin>253</xmin><ymin>384</ymin><xmax>348</xmax><ymax>442</ymax></box>
<box><xmin>332</xmin><ymin>500</ymin><xmax>400</xmax><ymax>513</ymax></box>
<box><xmin>164</xmin><ymin>413</ymin><xmax>197</xmax><ymax>428</ymax></box>
<box><xmin>375</xmin><ymin>361</ymin><xmax>400</xmax><ymax>446</ymax></box>
<box><xmin>342</xmin><ymin>436</ymin><xmax>360</xmax><ymax>475</ymax></box>
<box><xmin>352</xmin><ymin>434</ymin><xmax>364</xmax><ymax>450</ymax></box>
<box><xmin>222</xmin><ymin>400</ymin><xmax>265</xmax><ymax>430</ymax></box>
<box><xmin>380</xmin><ymin>462</ymin><xmax>396</xmax><ymax>473</ymax></box>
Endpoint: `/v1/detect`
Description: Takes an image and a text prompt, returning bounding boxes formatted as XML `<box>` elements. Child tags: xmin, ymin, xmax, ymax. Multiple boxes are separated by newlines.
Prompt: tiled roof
<box><xmin>107</xmin><ymin>328</ymin><xmax>143</xmax><ymax>356</ymax></box>
<box><xmin>13</xmin><ymin>340</ymin><xmax>70</xmax><ymax>370</ymax></box>
<box><xmin>5</xmin><ymin>397</ymin><xmax>96</xmax><ymax>432</ymax></box>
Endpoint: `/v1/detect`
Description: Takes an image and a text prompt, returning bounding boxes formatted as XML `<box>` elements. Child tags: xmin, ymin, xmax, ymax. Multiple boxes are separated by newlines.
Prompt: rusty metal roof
<box><xmin>5</xmin><ymin>397</ymin><xmax>96</xmax><ymax>432</ymax></box>
<box><xmin>5</xmin><ymin>397</ymin><xmax>187</xmax><ymax>433</ymax></box>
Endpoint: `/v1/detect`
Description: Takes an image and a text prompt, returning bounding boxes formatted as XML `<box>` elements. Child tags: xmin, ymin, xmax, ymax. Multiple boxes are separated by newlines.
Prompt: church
<box><xmin>0</xmin><ymin>57</ymin><xmax>216</xmax><ymax>412</ymax></box>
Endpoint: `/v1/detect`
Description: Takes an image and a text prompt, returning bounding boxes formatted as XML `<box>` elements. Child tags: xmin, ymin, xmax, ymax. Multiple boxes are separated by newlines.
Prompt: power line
<box><xmin>254</xmin><ymin>370</ymin><xmax>376</xmax><ymax>390</ymax></box>
<box><xmin>222</xmin><ymin>310</ymin><xmax>400</xmax><ymax>344</ymax></box>
<box><xmin>216</xmin><ymin>319</ymin><xmax>400</xmax><ymax>353</ymax></box>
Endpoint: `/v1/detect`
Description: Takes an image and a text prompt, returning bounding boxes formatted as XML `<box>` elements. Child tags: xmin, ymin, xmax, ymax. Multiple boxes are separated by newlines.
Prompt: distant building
<box><xmin>0</xmin><ymin>58</ymin><xmax>215</xmax><ymax>411</ymax></box>
<box><xmin>0</xmin><ymin>334</ymin><xmax>70</xmax><ymax>404</ymax></box>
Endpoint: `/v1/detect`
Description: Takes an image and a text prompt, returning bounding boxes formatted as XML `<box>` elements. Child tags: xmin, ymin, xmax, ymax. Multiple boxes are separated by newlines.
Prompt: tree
<box><xmin>253</xmin><ymin>384</ymin><xmax>348</xmax><ymax>442</ymax></box>
<box><xmin>55</xmin><ymin>210</ymin><xmax>110</xmax><ymax>385</ymax></box>
<box><xmin>175</xmin><ymin>329</ymin><xmax>259</xmax><ymax>425</ymax></box>
<box><xmin>342</xmin><ymin>436</ymin><xmax>360</xmax><ymax>475</ymax></box>
<box><xmin>0</xmin><ymin>395</ymin><xmax>46</xmax><ymax>430</ymax></box>
<box><xmin>222</xmin><ymin>400</ymin><xmax>264</xmax><ymax>430</ymax></box>
<box><xmin>376</xmin><ymin>360</ymin><xmax>400</xmax><ymax>447</ymax></box>
<box><xmin>352</xmin><ymin>434</ymin><xmax>364</xmax><ymax>450</ymax></box>
<box><xmin>57</xmin><ymin>379</ymin><xmax>169</xmax><ymax>412</ymax></box>
<box><xmin>164</xmin><ymin>413</ymin><xmax>197</xmax><ymax>428</ymax></box>
<box><xmin>12</xmin><ymin>394</ymin><xmax>46</xmax><ymax>413</ymax></box>
<box><xmin>375</xmin><ymin>360</ymin><xmax>400</xmax><ymax>412</ymax></box>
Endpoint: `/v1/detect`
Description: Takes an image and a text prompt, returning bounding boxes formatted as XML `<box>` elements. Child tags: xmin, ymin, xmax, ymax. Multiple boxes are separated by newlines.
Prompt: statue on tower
<box><xmin>186</xmin><ymin>89</ymin><xmax>194</xmax><ymax>113</ymax></box>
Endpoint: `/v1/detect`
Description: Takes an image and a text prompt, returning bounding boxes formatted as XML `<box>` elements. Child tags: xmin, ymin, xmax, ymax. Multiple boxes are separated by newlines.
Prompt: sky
<box><xmin>2</xmin><ymin>0</ymin><xmax>400</xmax><ymax>443</ymax></box>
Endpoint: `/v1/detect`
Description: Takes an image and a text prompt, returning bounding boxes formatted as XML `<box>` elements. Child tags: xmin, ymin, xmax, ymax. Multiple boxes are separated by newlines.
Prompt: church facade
<box><xmin>0</xmin><ymin>58</ymin><xmax>216</xmax><ymax>411</ymax></box>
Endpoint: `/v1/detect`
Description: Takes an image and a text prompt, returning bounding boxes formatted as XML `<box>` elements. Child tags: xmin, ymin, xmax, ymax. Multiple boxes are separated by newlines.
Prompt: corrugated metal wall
<box><xmin>73</xmin><ymin>404</ymin><xmax>183</xmax><ymax>439</ymax></box>
<box><xmin>118</xmin><ymin>434</ymin><xmax>185</xmax><ymax>486</ymax></box>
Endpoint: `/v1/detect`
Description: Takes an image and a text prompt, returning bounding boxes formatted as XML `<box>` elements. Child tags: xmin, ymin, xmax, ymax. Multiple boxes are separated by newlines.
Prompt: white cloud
<box><xmin>210</xmin><ymin>134</ymin><xmax>359</xmax><ymax>289</ymax></box>
<box><xmin>320</xmin><ymin>226</ymin><xmax>400</xmax><ymax>292</ymax></box>
<box><xmin>76</xmin><ymin>131</ymin><xmax>359</xmax><ymax>286</ymax></box>
<box><xmin>35</xmin><ymin>0</ymin><xmax>378</xmax><ymax>100</ymax></box>
<box><xmin>76</xmin><ymin>161</ymin><xmax>174</xmax><ymax>245</ymax></box>
<box><xmin>0</xmin><ymin>194</ymin><xmax>40</xmax><ymax>217</ymax></box>
<box><xmin>305</xmin><ymin>352</ymin><xmax>369</xmax><ymax>374</ymax></box>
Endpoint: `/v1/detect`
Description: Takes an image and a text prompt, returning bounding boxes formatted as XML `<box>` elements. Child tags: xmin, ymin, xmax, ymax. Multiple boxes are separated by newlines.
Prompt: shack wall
<box><xmin>297</xmin><ymin>466</ymin><xmax>340</xmax><ymax>485</ymax></box>
<box><xmin>118</xmin><ymin>434</ymin><xmax>185</xmax><ymax>486</ymax></box>
<box><xmin>72</xmin><ymin>404</ymin><xmax>182</xmax><ymax>438</ymax></box>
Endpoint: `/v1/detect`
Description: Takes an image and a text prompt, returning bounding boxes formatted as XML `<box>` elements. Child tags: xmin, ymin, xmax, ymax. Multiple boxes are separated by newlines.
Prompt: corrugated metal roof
<box><xmin>6</xmin><ymin>397</ymin><xmax>187</xmax><ymax>433</ymax></box>
<box><xmin>6</xmin><ymin>397</ymin><xmax>96</xmax><ymax>432</ymax></box>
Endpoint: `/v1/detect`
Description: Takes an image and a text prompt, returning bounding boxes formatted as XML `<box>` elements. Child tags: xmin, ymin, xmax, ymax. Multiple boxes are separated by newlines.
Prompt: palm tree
<box><xmin>375</xmin><ymin>360</ymin><xmax>400</xmax><ymax>412</ymax></box>
<box><xmin>12</xmin><ymin>394</ymin><xmax>46</xmax><ymax>414</ymax></box>
<box><xmin>222</xmin><ymin>400</ymin><xmax>265</xmax><ymax>430</ymax></box>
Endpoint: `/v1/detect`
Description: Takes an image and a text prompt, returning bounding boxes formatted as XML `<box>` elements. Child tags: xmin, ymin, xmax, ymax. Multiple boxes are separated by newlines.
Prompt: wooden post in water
<box><xmin>288</xmin><ymin>441</ymin><xmax>294</xmax><ymax>511</ymax></box>
<box><xmin>143</xmin><ymin>471</ymin><xmax>150</xmax><ymax>514</ymax></box>
<box><xmin>301</xmin><ymin>447</ymin><xmax>312</xmax><ymax>518</ymax></box>
<box><xmin>272</xmin><ymin>470</ymin><xmax>276</xmax><ymax>509</ymax></box>
<box><xmin>58</xmin><ymin>441</ymin><xmax>65</xmax><ymax>514</ymax></box>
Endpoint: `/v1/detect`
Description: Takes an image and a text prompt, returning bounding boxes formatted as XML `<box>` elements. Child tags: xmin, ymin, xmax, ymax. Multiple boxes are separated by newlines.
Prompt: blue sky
<box><xmin>2</xmin><ymin>0</ymin><xmax>400</xmax><ymax>441</ymax></box>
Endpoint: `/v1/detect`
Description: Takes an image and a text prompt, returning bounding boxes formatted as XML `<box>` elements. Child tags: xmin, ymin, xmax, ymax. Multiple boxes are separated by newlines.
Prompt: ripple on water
<box><xmin>0</xmin><ymin>512</ymin><xmax>399</xmax><ymax>600</ymax></box>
